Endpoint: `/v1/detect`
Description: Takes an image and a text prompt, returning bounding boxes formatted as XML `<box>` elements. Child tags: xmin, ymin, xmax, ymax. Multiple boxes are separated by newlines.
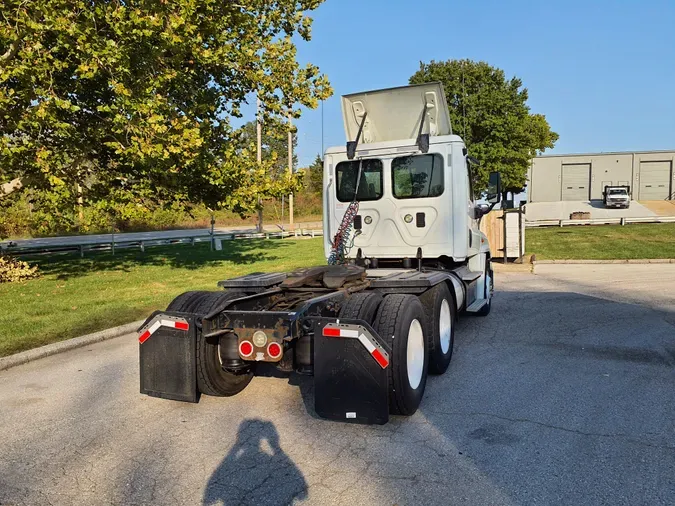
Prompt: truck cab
<box><xmin>324</xmin><ymin>83</ymin><xmax>495</xmax><ymax>271</ymax></box>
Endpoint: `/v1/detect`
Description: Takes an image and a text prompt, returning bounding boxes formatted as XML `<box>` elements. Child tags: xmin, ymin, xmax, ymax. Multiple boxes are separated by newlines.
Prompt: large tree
<box><xmin>0</xmin><ymin>0</ymin><xmax>331</xmax><ymax>219</ymax></box>
<box><xmin>410</xmin><ymin>59</ymin><xmax>558</xmax><ymax>196</ymax></box>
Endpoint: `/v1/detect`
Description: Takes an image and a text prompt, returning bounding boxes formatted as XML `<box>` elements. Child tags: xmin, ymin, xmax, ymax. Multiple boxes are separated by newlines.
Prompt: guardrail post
<box><xmin>210</xmin><ymin>215</ymin><xmax>215</xmax><ymax>251</ymax></box>
<box><xmin>559</xmin><ymin>220</ymin><xmax>563</xmax><ymax>227</ymax></box>
<box><xmin>311</xmin><ymin>230</ymin><xmax>315</xmax><ymax>238</ymax></box>
<box><xmin>620</xmin><ymin>217</ymin><xmax>626</xmax><ymax>226</ymax></box>
<box><xmin>111</xmin><ymin>231</ymin><xmax>115</xmax><ymax>256</ymax></box>
<box><xmin>140</xmin><ymin>241</ymin><xmax>145</xmax><ymax>252</ymax></box>
<box><xmin>80</xmin><ymin>245</ymin><xmax>84</xmax><ymax>258</ymax></box>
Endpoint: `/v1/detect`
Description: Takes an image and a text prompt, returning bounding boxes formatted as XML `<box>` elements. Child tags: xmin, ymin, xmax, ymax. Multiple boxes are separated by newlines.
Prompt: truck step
<box><xmin>465</xmin><ymin>299</ymin><xmax>488</xmax><ymax>313</ymax></box>
<box><xmin>454</xmin><ymin>266</ymin><xmax>482</xmax><ymax>282</ymax></box>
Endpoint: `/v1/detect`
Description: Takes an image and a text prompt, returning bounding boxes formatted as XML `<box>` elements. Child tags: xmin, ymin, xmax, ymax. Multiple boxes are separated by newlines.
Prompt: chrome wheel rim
<box><xmin>407</xmin><ymin>319</ymin><xmax>425</xmax><ymax>390</ymax></box>
<box><xmin>439</xmin><ymin>299</ymin><xmax>452</xmax><ymax>354</ymax></box>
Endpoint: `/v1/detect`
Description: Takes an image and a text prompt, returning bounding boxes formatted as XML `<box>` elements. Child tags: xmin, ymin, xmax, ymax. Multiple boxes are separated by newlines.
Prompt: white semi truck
<box><xmin>139</xmin><ymin>83</ymin><xmax>502</xmax><ymax>424</ymax></box>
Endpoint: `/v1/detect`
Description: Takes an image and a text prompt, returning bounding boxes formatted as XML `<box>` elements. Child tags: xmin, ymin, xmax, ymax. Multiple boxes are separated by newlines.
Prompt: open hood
<box><xmin>341</xmin><ymin>83</ymin><xmax>452</xmax><ymax>144</ymax></box>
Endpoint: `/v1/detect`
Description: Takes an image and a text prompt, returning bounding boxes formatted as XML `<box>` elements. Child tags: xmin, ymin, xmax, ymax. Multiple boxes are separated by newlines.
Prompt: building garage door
<box><xmin>639</xmin><ymin>161</ymin><xmax>672</xmax><ymax>200</ymax></box>
<box><xmin>562</xmin><ymin>164</ymin><xmax>591</xmax><ymax>201</ymax></box>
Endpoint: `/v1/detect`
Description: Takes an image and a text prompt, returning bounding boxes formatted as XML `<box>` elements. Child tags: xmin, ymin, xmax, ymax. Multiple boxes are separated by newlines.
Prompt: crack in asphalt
<box><xmin>427</xmin><ymin>410</ymin><xmax>675</xmax><ymax>451</ymax></box>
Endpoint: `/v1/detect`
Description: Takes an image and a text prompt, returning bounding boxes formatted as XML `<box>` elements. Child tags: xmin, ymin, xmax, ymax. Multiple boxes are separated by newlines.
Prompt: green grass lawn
<box><xmin>0</xmin><ymin>238</ymin><xmax>325</xmax><ymax>357</ymax></box>
<box><xmin>526</xmin><ymin>223</ymin><xmax>675</xmax><ymax>260</ymax></box>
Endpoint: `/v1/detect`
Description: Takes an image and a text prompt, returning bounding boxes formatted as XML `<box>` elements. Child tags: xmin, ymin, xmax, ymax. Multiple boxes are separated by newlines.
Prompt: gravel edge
<box><xmin>0</xmin><ymin>320</ymin><xmax>145</xmax><ymax>372</ymax></box>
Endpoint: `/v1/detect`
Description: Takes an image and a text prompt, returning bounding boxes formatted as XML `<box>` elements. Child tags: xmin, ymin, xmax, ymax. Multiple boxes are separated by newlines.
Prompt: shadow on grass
<box><xmin>31</xmin><ymin>240</ymin><xmax>289</xmax><ymax>280</ymax></box>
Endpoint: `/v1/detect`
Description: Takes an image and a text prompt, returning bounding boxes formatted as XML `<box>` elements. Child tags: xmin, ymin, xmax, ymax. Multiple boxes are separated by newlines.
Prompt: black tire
<box><xmin>476</xmin><ymin>260</ymin><xmax>493</xmax><ymax>317</ymax></box>
<box><xmin>419</xmin><ymin>283</ymin><xmax>455</xmax><ymax>375</ymax></box>
<box><xmin>339</xmin><ymin>292</ymin><xmax>383</xmax><ymax>323</ymax></box>
<box><xmin>373</xmin><ymin>294</ymin><xmax>428</xmax><ymax>416</ymax></box>
<box><xmin>166</xmin><ymin>290</ymin><xmax>212</xmax><ymax>312</ymax></box>
<box><xmin>168</xmin><ymin>290</ymin><xmax>253</xmax><ymax>397</ymax></box>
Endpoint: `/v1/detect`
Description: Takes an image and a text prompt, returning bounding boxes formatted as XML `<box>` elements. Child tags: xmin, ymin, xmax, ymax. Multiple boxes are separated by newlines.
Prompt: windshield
<box><xmin>335</xmin><ymin>159</ymin><xmax>383</xmax><ymax>202</ymax></box>
<box><xmin>392</xmin><ymin>154</ymin><xmax>444</xmax><ymax>199</ymax></box>
<box><xmin>608</xmin><ymin>188</ymin><xmax>627</xmax><ymax>195</ymax></box>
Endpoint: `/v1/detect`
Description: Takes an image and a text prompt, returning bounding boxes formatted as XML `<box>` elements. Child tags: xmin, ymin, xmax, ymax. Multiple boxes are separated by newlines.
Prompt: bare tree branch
<box><xmin>0</xmin><ymin>37</ymin><xmax>21</xmax><ymax>66</ymax></box>
<box><xmin>0</xmin><ymin>178</ymin><xmax>22</xmax><ymax>197</ymax></box>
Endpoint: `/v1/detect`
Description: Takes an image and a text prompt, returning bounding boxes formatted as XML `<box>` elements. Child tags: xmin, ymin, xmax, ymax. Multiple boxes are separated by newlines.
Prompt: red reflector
<box><xmin>323</xmin><ymin>327</ymin><xmax>341</xmax><ymax>337</ymax></box>
<box><xmin>239</xmin><ymin>341</ymin><xmax>253</xmax><ymax>357</ymax></box>
<box><xmin>371</xmin><ymin>349</ymin><xmax>389</xmax><ymax>369</ymax></box>
<box><xmin>175</xmin><ymin>321</ymin><xmax>189</xmax><ymax>331</ymax></box>
<box><xmin>268</xmin><ymin>342</ymin><xmax>282</xmax><ymax>358</ymax></box>
<box><xmin>138</xmin><ymin>330</ymin><xmax>151</xmax><ymax>344</ymax></box>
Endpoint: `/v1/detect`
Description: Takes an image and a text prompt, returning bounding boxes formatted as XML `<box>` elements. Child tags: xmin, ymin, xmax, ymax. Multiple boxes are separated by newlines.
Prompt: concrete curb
<box><xmin>534</xmin><ymin>259</ymin><xmax>675</xmax><ymax>264</ymax></box>
<box><xmin>0</xmin><ymin>320</ymin><xmax>145</xmax><ymax>372</ymax></box>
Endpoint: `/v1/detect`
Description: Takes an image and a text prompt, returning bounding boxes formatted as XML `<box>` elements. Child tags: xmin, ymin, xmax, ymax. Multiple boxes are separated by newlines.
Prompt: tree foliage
<box><xmin>410</xmin><ymin>59</ymin><xmax>558</xmax><ymax>195</ymax></box>
<box><xmin>303</xmin><ymin>154</ymin><xmax>323</xmax><ymax>196</ymax></box>
<box><xmin>0</xmin><ymin>0</ymin><xmax>332</xmax><ymax>218</ymax></box>
<box><xmin>239</xmin><ymin>118</ymin><xmax>298</xmax><ymax>178</ymax></box>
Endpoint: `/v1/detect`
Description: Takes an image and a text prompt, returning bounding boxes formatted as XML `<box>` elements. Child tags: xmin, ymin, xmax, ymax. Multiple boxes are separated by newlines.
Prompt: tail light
<box><xmin>267</xmin><ymin>342</ymin><xmax>282</xmax><ymax>359</ymax></box>
<box><xmin>239</xmin><ymin>340</ymin><xmax>254</xmax><ymax>358</ymax></box>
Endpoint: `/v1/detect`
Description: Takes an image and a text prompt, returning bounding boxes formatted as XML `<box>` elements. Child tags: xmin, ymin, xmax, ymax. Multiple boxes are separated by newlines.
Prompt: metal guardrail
<box><xmin>0</xmin><ymin>228</ymin><xmax>324</xmax><ymax>257</ymax></box>
<box><xmin>525</xmin><ymin>216</ymin><xmax>675</xmax><ymax>228</ymax></box>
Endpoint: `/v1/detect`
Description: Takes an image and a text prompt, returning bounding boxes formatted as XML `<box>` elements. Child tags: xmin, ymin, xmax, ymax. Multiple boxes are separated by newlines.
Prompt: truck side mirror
<box><xmin>486</xmin><ymin>172</ymin><xmax>502</xmax><ymax>205</ymax></box>
<box><xmin>476</xmin><ymin>203</ymin><xmax>491</xmax><ymax>218</ymax></box>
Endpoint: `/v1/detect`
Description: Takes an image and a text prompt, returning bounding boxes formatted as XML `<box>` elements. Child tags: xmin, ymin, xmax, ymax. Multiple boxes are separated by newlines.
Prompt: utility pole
<box><xmin>256</xmin><ymin>97</ymin><xmax>263</xmax><ymax>233</ymax></box>
<box><xmin>288</xmin><ymin>111</ymin><xmax>294</xmax><ymax>228</ymax></box>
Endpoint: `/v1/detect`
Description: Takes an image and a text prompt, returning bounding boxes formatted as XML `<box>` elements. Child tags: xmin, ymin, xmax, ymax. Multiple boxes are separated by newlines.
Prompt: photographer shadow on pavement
<box><xmin>203</xmin><ymin>419</ymin><xmax>308</xmax><ymax>506</ymax></box>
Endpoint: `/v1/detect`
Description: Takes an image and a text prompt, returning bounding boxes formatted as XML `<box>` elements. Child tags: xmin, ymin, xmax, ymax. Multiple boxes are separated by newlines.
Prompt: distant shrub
<box><xmin>0</xmin><ymin>255</ymin><xmax>40</xmax><ymax>283</ymax></box>
<box><xmin>0</xmin><ymin>188</ymin><xmax>324</xmax><ymax>239</ymax></box>
<box><xmin>0</xmin><ymin>196</ymin><xmax>33</xmax><ymax>239</ymax></box>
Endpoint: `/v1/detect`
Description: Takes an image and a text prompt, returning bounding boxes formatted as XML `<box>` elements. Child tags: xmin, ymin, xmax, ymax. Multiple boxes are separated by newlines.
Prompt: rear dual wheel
<box><xmin>419</xmin><ymin>283</ymin><xmax>455</xmax><ymax>374</ymax></box>
<box><xmin>338</xmin><ymin>292</ymin><xmax>383</xmax><ymax>323</ymax></box>
<box><xmin>341</xmin><ymin>292</ymin><xmax>432</xmax><ymax>416</ymax></box>
<box><xmin>167</xmin><ymin>290</ymin><xmax>252</xmax><ymax>397</ymax></box>
<box><xmin>373</xmin><ymin>294</ymin><xmax>428</xmax><ymax>416</ymax></box>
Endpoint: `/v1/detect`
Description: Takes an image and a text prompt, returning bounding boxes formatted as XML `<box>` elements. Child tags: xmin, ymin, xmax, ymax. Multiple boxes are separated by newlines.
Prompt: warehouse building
<box><xmin>528</xmin><ymin>150</ymin><xmax>675</xmax><ymax>202</ymax></box>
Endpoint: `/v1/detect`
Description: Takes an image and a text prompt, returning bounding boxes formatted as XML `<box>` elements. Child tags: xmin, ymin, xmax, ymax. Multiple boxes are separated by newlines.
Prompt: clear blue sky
<box><xmin>289</xmin><ymin>0</ymin><xmax>675</xmax><ymax>167</ymax></box>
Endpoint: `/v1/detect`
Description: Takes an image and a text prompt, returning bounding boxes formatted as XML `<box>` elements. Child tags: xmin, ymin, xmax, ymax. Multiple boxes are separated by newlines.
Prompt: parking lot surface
<box><xmin>524</xmin><ymin>200</ymin><xmax>657</xmax><ymax>221</ymax></box>
<box><xmin>1</xmin><ymin>265</ymin><xmax>673</xmax><ymax>505</ymax></box>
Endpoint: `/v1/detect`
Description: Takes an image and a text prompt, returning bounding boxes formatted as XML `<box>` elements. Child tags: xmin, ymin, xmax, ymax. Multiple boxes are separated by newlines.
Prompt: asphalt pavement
<box><xmin>1</xmin><ymin>265</ymin><xmax>673</xmax><ymax>505</ymax></box>
<box><xmin>524</xmin><ymin>200</ymin><xmax>657</xmax><ymax>221</ymax></box>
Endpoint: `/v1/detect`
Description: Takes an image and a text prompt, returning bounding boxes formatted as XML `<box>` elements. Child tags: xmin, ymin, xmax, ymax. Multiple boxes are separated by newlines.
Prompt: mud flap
<box><xmin>139</xmin><ymin>311</ymin><xmax>199</xmax><ymax>403</ymax></box>
<box><xmin>313</xmin><ymin>318</ymin><xmax>390</xmax><ymax>425</ymax></box>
